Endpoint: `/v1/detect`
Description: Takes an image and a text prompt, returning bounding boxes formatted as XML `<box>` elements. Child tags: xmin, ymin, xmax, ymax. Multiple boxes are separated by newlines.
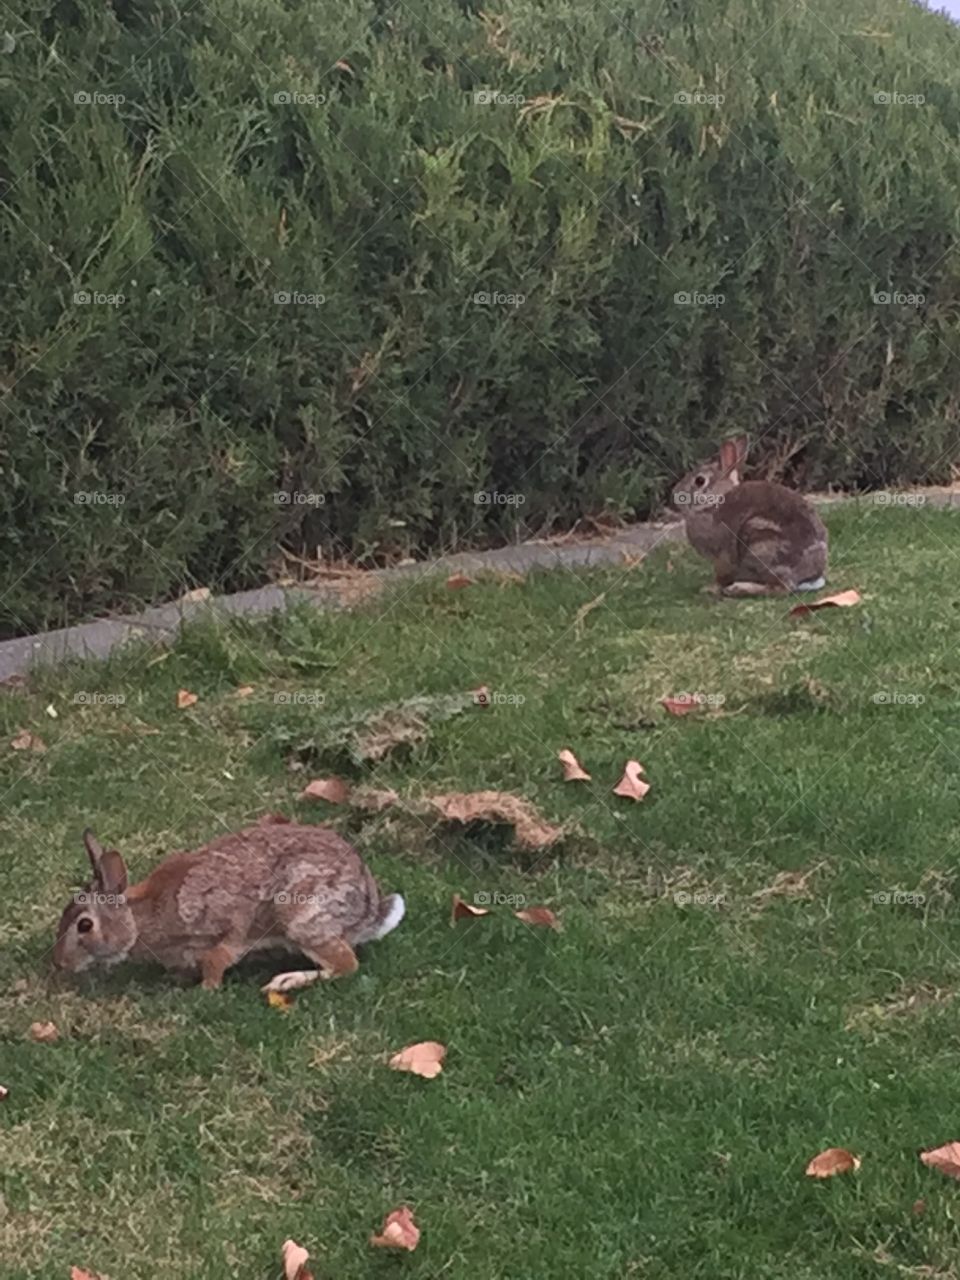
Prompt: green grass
<box><xmin>4</xmin><ymin>503</ymin><xmax>960</xmax><ymax>1278</ymax></box>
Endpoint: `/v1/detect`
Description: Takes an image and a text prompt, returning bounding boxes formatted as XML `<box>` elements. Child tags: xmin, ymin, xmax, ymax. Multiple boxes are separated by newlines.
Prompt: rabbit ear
<box><xmin>719</xmin><ymin>435</ymin><xmax>749</xmax><ymax>473</ymax></box>
<box><xmin>83</xmin><ymin>829</ymin><xmax>105</xmax><ymax>878</ymax></box>
<box><xmin>97</xmin><ymin>849</ymin><xmax>128</xmax><ymax>896</ymax></box>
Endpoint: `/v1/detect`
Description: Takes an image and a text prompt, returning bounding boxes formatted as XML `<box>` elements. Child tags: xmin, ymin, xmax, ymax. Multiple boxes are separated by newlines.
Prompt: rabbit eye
<box><xmin>694</xmin><ymin>474</ymin><xmax>707</xmax><ymax>488</ymax></box>
<box><xmin>77</xmin><ymin>917</ymin><xmax>93</xmax><ymax>934</ymax></box>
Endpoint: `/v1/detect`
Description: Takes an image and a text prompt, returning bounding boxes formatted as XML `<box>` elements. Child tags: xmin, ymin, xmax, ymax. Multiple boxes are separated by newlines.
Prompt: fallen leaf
<box><xmin>334</xmin><ymin>57</ymin><xmax>354</xmax><ymax>74</ymax></box>
<box><xmin>70</xmin><ymin>1269</ymin><xmax>103</xmax><ymax>1280</ymax></box>
<box><xmin>558</xmin><ymin>748</ymin><xmax>591</xmax><ymax>781</ymax></box>
<box><xmin>789</xmin><ymin>589</ymin><xmax>862</xmax><ymax>617</ymax></box>
<box><xmin>262</xmin><ymin>970</ymin><xmax>321</xmax><ymax>994</ymax></box>
<box><xmin>613</xmin><ymin>760</ymin><xmax>651</xmax><ymax>801</ymax></box>
<box><xmin>427</xmin><ymin>790</ymin><xmax>562</xmax><ymax>850</ymax></box>
<box><xmin>282</xmin><ymin>1238</ymin><xmax>315</xmax><ymax>1280</ymax></box>
<box><xmin>29</xmin><ymin>1020</ymin><xmax>59</xmax><ymax>1043</ymax></box>
<box><xmin>179</xmin><ymin>586</ymin><xmax>211</xmax><ymax>604</ymax></box>
<box><xmin>805</xmin><ymin>1147</ymin><xmax>861</xmax><ymax>1178</ymax></box>
<box><xmin>350</xmin><ymin>787</ymin><xmax>400</xmax><ymax>812</ymax></box>
<box><xmin>389</xmin><ymin>1041</ymin><xmax>446</xmax><ymax>1079</ymax></box>
<box><xmin>370</xmin><ymin>1206</ymin><xmax>421</xmax><ymax>1251</ymax></box>
<box><xmin>266</xmin><ymin>990</ymin><xmax>294</xmax><ymax>1011</ymax></box>
<box><xmin>921</xmin><ymin>1141</ymin><xmax>960</xmax><ymax>1179</ymax></box>
<box><xmin>235</xmin><ymin>685</ymin><xmax>255</xmax><ymax>698</ymax></box>
<box><xmin>0</xmin><ymin>1085</ymin><xmax>8</xmax><ymax>1100</ymax></box>
<box><xmin>446</xmin><ymin>571</ymin><xmax>473</xmax><ymax>590</ymax></box>
<box><xmin>451</xmin><ymin>892</ymin><xmax>492</xmax><ymax>924</ymax></box>
<box><xmin>301</xmin><ymin>777</ymin><xmax>352</xmax><ymax>804</ymax></box>
<box><xmin>10</xmin><ymin>730</ymin><xmax>45</xmax><ymax>752</ymax></box>
<box><xmin>176</xmin><ymin>688</ymin><xmax>199</xmax><ymax>709</ymax></box>
<box><xmin>660</xmin><ymin>695</ymin><xmax>702</xmax><ymax>717</ymax></box>
<box><xmin>514</xmin><ymin>905</ymin><xmax>562</xmax><ymax>930</ymax></box>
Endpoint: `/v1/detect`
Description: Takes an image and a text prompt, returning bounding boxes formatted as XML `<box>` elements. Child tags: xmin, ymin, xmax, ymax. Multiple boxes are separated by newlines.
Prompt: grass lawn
<box><xmin>5</xmin><ymin>502</ymin><xmax>960</xmax><ymax>1279</ymax></box>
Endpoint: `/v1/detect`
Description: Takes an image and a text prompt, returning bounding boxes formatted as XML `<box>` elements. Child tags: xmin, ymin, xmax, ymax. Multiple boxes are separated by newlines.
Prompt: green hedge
<box><xmin>2</xmin><ymin>0</ymin><xmax>960</xmax><ymax>636</ymax></box>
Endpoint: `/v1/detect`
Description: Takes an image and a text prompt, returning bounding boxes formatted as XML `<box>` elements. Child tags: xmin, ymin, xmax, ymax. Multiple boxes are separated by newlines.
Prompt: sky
<box><xmin>925</xmin><ymin>0</ymin><xmax>960</xmax><ymax>16</ymax></box>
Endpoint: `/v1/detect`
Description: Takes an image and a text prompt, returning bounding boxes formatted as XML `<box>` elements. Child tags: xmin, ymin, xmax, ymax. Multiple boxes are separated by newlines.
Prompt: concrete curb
<box><xmin>2</xmin><ymin>487</ymin><xmax>958</xmax><ymax>683</ymax></box>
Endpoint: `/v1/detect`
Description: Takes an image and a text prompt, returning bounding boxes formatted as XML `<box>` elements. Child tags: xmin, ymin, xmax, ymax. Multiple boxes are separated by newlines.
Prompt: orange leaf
<box><xmin>514</xmin><ymin>905</ymin><xmax>562</xmax><ymax>930</ymax></box>
<box><xmin>920</xmin><ymin>1141</ymin><xmax>960</xmax><ymax>1179</ymax></box>
<box><xmin>805</xmin><ymin>1147</ymin><xmax>861</xmax><ymax>1178</ymax></box>
<box><xmin>446</xmin><ymin>572</ymin><xmax>473</xmax><ymax>590</ymax></box>
<box><xmin>660</xmin><ymin>695</ymin><xmax>702</xmax><ymax>717</ymax></box>
<box><xmin>10</xmin><ymin>730</ymin><xmax>45</xmax><ymax>752</ymax></box>
<box><xmin>557</xmin><ymin>748</ymin><xmax>591</xmax><ymax>781</ymax></box>
<box><xmin>451</xmin><ymin>893</ymin><xmax>492</xmax><ymax>924</ymax></box>
<box><xmin>613</xmin><ymin>760</ymin><xmax>651</xmax><ymax>801</ymax></box>
<box><xmin>789</xmin><ymin>589</ymin><xmax>861</xmax><ymax>617</ymax></box>
<box><xmin>370</xmin><ymin>1206</ymin><xmax>420</xmax><ymax>1251</ymax></box>
<box><xmin>282</xmin><ymin>1238</ymin><xmax>315</xmax><ymax>1280</ymax></box>
<box><xmin>176</xmin><ymin>688</ymin><xmax>199</xmax><ymax>709</ymax></box>
<box><xmin>389</xmin><ymin>1041</ymin><xmax>446</xmax><ymax>1079</ymax></box>
<box><xmin>301</xmin><ymin>777</ymin><xmax>352</xmax><ymax>804</ymax></box>
<box><xmin>266</xmin><ymin>990</ymin><xmax>293</xmax><ymax>1012</ymax></box>
<box><xmin>29</xmin><ymin>1020</ymin><xmax>59</xmax><ymax>1043</ymax></box>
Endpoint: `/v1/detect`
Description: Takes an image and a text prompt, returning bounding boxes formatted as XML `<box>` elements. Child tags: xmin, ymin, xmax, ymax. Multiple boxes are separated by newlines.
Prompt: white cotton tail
<box><xmin>367</xmin><ymin>892</ymin><xmax>405</xmax><ymax>941</ymax></box>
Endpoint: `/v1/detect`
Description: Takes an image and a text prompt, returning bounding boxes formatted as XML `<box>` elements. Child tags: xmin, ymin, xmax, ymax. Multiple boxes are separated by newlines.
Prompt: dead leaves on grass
<box><xmin>175</xmin><ymin>688</ymin><xmax>199</xmax><ymax>709</ymax></box>
<box><xmin>427</xmin><ymin>790</ymin><xmax>562</xmax><ymax>850</ymax></box>
<box><xmin>558</xmin><ymin>748</ymin><xmax>591</xmax><ymax>781</ymax></box>
<box><xmin>10</xmin><ymin>730</ymin><xmax>45</xmax><ymax>752</ymax></box>
<box><xmin>613</xmin><ymin>760</ymin><xmax>651</xmax><ymax>801</ymax></box>
<box><xmin>805</xmin><ymin>1147</ymin><xmax>861</xmax><ymax>1178</ymax></box>
<box><xmin>28</xmin><ymin>1020</ymin><xmax>59</xmax><ymax>1043</ymax></box>
<box><xmin>282</xmin><ymin>1238</ymin><xmax>315</xmax><ymax>1280</ymax></box>
<box><xmin>789</xmin><ymin>589</ymin><xmax>862</xmax><ymax>617</ymax></box>
<box><xmin>301</xmin><ymin>777</ymin><xmax>351</xmax><ymax>804</ymax></box>
<box><xmin>389</xmin><ymin>1040</ymin><xmax>446</xmax><ymax>1079</ymax></box>
<box><xmin>921</xmin><ymin>1142</ymin><xmax>960</xmax><ymax>1179</ymax></box>
<box><xmin>450</xmin><ymin>892</ymin><xmax>491</xmax><ymax>922</ymax></box>
<box><xmin>450</xmin><ymin>891</ymin><xmax>561</xmax><ymax>930</ymax></box>
<box><xmin>370</xmin><ymin>1206</ymin><xmax>421</xmax><ymax>1251</ymax></box>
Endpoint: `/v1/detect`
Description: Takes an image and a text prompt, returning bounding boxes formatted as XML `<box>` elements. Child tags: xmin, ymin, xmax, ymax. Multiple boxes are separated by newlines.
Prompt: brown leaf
<box><xmin>350</xmin><ymin>787</ymin><xmax>400</xmax><ymax>812</ymax></box>
<box><xmin>660</xmin><ymin>695</ymin><xmax>702</xmax><ymax>717</ymax></box>
<box><xmin>334</xmin><ymin>58</ymin><xmax>354</xmax><ymax>74</ymax></box>
<box><xmin>920</xmin><ymin>1141</ymin><xmax>960</xmax><ymax>1179</ymax></box>
<box><xmin>789</xmin><ymin>589</ymin><xmax>862</xmax><ymax>617</ymax></box>
<box><xmin>0</xmin><ymin>1085</ymin><xmax>8</xmax><ymax>1101</ymax></box>
<box><xmin>234</xmin><ymin>685</ymin><xmax>255</xmax><ymax>698</ymax></box>
<box><xmin>70</xmin><ymin>1269</ymin><xmax>104</xmax><ymax>1280</ymax></box>
<box><xmin>29</xmin><ymin>1020</ymin><xmax>59</xmax><ymax>1043</ymax></box>
<box><xmin>515</xmin><ymin>905</ymin><xmax>562</xmax><ymax>930</ymax></box>
<box><xmin>613</xmin><ymin>760</ymin><xmax>651</xmax><ymax>801</ymax></box>
<box><xmin>10</xmin><ymin>730</ymin><xmax>45</xmax><ymax>753</ymax></box>
<box><xmin>266</xmin><ymin>990</ymin><xmax>294</xmax><ymax>1012</ymax></box>
<box><xmin>805</xmin><ymin>1147</ymin><xmax>861</xmax><ymax>1178</ymax></box>
<box><xmin>451</xmin><ymin>892</ymin><xmax>492</xmax><ymax>924</ymax></box>
<box><xmin>558</xmin><ymin>748</ymin><xmax>591</xmax><ymax>781</ymax></box>
<box><xmin>282</xmin><ymin>1238</ymin><xmax>315</xmax><ymax>1280</ymax></box>
<box><xmin>427</xmin><ymin>790</ymin><xmax>562</xmax><ymax>850</ymax></box>
<box><xmin>179</xmin><ymin>586</ymin><xmax>211</xmax><ymax>604</ymax></box>
<box><xmin>176</xmin><ymin>688</ymin><xmax>199</xmax><ymax>709</ymax></box>
<box><xmin>370</xmin><ymin>1205</ymin><xmax>421</xmax><ymax>1251</ymax></box>
<box><xmin>301</xmin><ymin>777</ymin><xmax>352</xmax><ymax>804</ymax></box>
<box><xmin>389</xmin><ymin>1041</ymin><xmax>446</xmax><ymax>1079</ymax></box>
<box><xmin>446</xmin><ymin>571</ymin><xmax>473</xmax><ymax>590</ymax></box>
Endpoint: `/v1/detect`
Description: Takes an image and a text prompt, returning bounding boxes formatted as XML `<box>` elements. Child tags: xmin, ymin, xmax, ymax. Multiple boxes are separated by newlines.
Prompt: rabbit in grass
<box><xmin>53</xmin><ymin>816</ymin><xmax>405</xmax><ymax>989</ymax></box>
<box><xmin>672</xmin><ymin>434</ymin><xmax>827</xmax><ymax>597</ymax></box>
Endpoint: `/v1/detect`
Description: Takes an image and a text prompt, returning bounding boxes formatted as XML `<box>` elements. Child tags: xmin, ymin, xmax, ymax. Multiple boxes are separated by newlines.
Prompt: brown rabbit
<box><xmin>671</xmin><ymin>435</ymin><xmax>827</xmax><ymax>596</ymax></box>
<box><xmin>52</xmin><ymin>816</ymin><xmax>405</xmax><ymax>989</ymax></box>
